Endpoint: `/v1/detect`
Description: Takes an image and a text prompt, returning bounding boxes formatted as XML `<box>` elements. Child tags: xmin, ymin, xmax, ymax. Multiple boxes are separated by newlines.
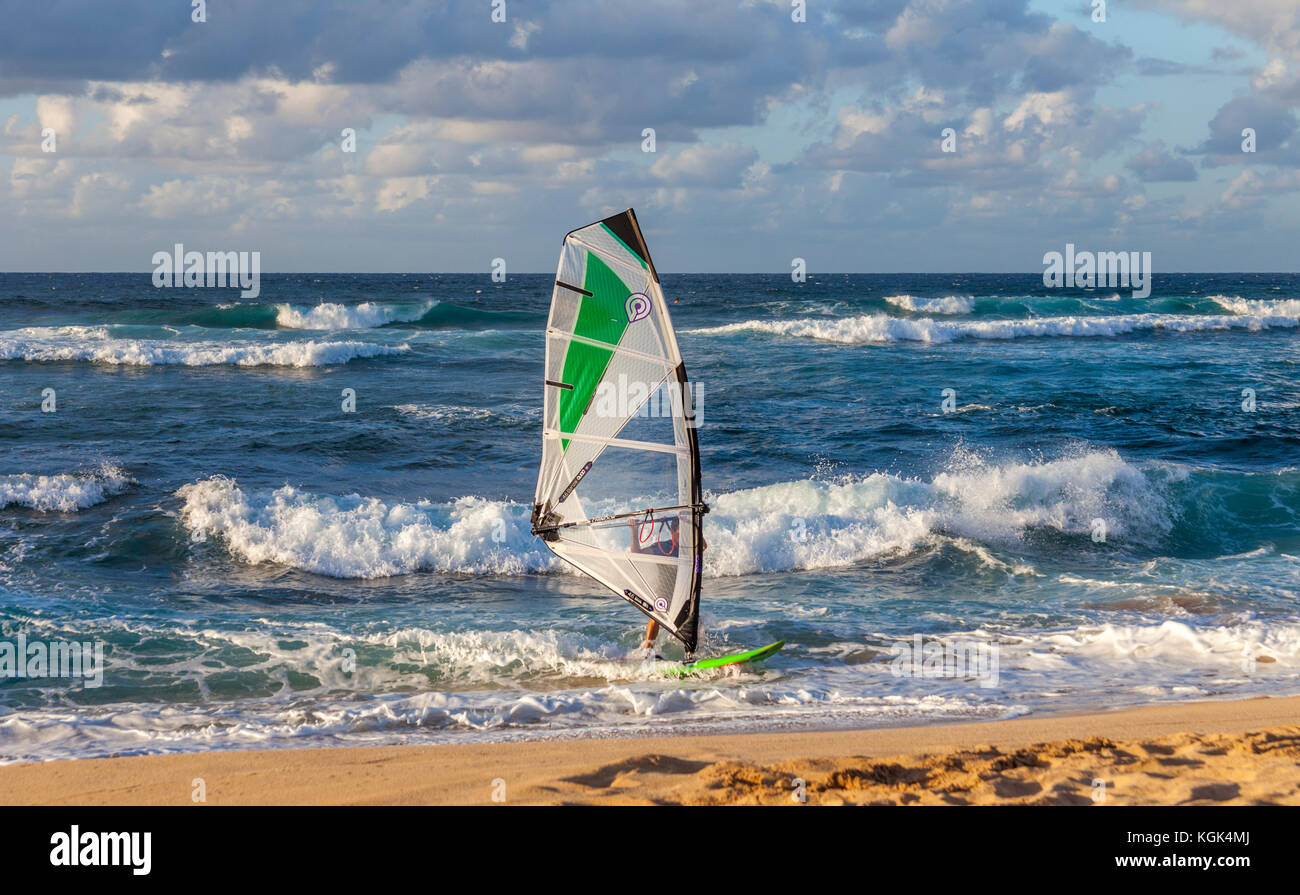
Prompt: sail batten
<box><xmin>543</xmin><ymin>431</ymin><xmax>689</xmax><ymax>455</ymax></box>
<box><xmin>532</xmin><ymin>209</ymin><xmax>704</xmax><ymax>654</ymax></box>
<box><xmin>546</xmin><ymin>329</ymin><xmax>677</xmax><ymax>366</ymax></box>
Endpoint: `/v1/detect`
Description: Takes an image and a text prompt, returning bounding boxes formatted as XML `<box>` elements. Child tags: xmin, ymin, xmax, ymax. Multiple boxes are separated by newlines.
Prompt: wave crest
<box><xmin>0</xmin><ymin>326</ymin><xmax>409</xmax><ymax>367</ymax></box>
<box><xmin>275</xmin><ymin>301</ymin><xmax>434</xmax><ymax>330</ymax></box>
<box><xmin>693</xmin><ymin>310</ymin><xmax>1300</xmax><ymax>344</ymax></box>
<box><xmin>176</xmin><ymin>451</ymin><xmax>1172</xmax><ymax>579</ymax></box>
<box><xmin>883</xmin><ymin>294</ymin><xmax>974</xmax><ymax>314</ymax></box>
<box><xmin>178</xmin><ymin>477</ymin><xmax>557</xmax><ymax>578</ymax></box>
<box><xmin>1210</xmin><ymin>295</ymin><xmax>1300</xmax><ymax>317</ymax></box>
<box><xmin>0</xmin><ymin>464</ymin><xmax>132</xmax><ymax>512</ymax></box>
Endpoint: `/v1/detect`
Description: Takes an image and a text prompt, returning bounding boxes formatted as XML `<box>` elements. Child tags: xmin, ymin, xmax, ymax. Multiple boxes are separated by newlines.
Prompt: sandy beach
<box><xmin>3</xmin><ymin>696</ymin><xmax>1297</xmax><ymax>806</ymax></box>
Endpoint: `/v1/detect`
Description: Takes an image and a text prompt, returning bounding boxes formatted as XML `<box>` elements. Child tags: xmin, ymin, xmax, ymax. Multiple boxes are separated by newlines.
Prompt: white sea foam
<box><xmin>1210</xmin><ymin>295</ymin><xmax>1300</xmax><ymax>317</ymax></box>
<box><xmin>0</xmin><ymin>326</ymin><xmax>408</xmax><ymax>367</ymax></box>
<box><xmin>883</xmin><ymin>294</ymin><xmax>975</xmax><ymax>314</ymax></box>
<box><xmin>0</xmin><ymin>617</ymin><xmax>1020</xmax><ymax>762</ymax></box>
<box><xmin>394</xmin><ymin>403</ymin><xmax>495</xmax><ymax>421</ymax></box>
<box><xmin>6</xmin><ymin>613</ymin><xmax>1300</xmax><ymax>762</ymax></box>
<box><xmin>1005</xmin><ymin>619</ymin><xmax>1300</xmax><ymax>675</ymax></box>
<box><xmin>177</xmin><ymin>450</ymin><xmax>1170</xmax><ymax>579</ymax></box>
<box><xmin>0</xmin><ymin>675</ymin><xmax>1014</xmax><ymax>763</ymax></box>
<box><xmin>8</xmin><ymin>614</ymin><xmax>638</xmax><ymax>692</ymax></box>
<box><xmin>0</xmin><ymin>464</ymin><xmax>131</xmax><ymax>512</ymax></box>
<box><xmin>693</xmin><ymin>310</ymin><xmax>1300</xmax><ymax>344</ymax></box>
<box><xmin>275</xmin><ymin>301</ymin><xmax>433</xmax><ymax>330</ymax></box>
<box><xmin>177</xmin><ymin>477</ymin><xmax>558</xmax><ymax>578</ymax></box>
<box><xmin>704</xmin><ymin>448</ymin><xmax>1170</xmax><ymax>574</ymax></box>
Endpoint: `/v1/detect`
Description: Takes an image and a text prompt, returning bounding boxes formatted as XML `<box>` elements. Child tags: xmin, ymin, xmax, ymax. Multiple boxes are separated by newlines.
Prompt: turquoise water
<box><xmin>1</xmin><ymin>272</ymin><xmax>1298</xmax><ymax>761</ymax></box>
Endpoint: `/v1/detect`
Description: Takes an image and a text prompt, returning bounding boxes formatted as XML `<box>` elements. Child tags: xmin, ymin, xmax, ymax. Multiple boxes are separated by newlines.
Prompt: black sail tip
<box><xmin>560</xmin><ymin>208</ymin><xmax>658</xmax><ymax>281</ymax></box>
<box><xmin>598</xmin><ymin>209</ymin><xmax>645</xmax><ymax>262</ymax></box>
<box><xmin>599</xmin><ymin>209</ymin><xmax>657</xmax><ymax>280</ymax></box>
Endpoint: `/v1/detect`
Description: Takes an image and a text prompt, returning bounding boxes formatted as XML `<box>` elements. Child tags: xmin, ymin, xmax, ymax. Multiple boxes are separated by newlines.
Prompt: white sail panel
<box><xmin>531</xmin><ymin>209</ymin><xmax>704</xmax><ymax>652</ymax></box>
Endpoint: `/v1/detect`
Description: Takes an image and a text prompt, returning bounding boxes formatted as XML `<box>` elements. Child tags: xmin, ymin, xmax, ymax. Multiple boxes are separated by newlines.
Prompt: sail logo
<box><xmin>625</xmin><ymin>292</ymin><xmax>652</xmax><ymax>323</ymax></box>
<box><xmin>889</xmin><ymin>635</ymin><xmax>999</xmax><ymax>688</ymax></box>
<box><xmin>593</xmin><ymin>374</ymin><xmax>703</xmax><ymax>426</ymax></box>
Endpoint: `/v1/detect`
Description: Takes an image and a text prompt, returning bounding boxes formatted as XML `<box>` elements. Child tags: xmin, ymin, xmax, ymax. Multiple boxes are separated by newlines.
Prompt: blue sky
<box><xmin>2</xmin><ymin>0</ymin><xmax>1298</xmax><ymax>272</ymax></box>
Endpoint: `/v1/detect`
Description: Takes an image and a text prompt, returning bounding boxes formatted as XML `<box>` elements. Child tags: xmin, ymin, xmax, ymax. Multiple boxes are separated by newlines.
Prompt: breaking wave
<box><xmin>1210</xmin><ymin>295</ymin><xmax>1300</xmax><ymax>317</ymax></box>
<box><xmin>177</xmin><ymin>478</ymin><xmax>557</xmax><ymax>578</ymax></box>
<box><xmin>176</xmin><ymin>450</ymin><xmax>1201</xmax><ymax>579</ymax></box>
<box><xmin>274</xmin><ymin>301</ymin><xmax>434</xmax><ymax>330</ymax></box>
<box><xmin>0</xmin><ymin>464</ymin><xmax>132</xmax><ymax>512</ymax></box>
<box><xmin>883</xmin><ymin>294</ymin><xmax>975</xmax><ymax>314</ymax></box>
<box><xmin>0</xmin><ymin>326</ymin><xmax>409</xmax><ymax>367</ymax></box>
<box><xmin>693</xmin><ymin>309</ymin><xmax>1300</xmax><ymax>344</ymax></box>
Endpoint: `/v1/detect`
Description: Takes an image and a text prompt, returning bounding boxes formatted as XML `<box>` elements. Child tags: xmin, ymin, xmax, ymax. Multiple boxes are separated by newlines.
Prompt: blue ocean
<box><xmin>1</xmin><ymin>271</ymin><xmax>1298</xmax><ymax>762</ymax></box>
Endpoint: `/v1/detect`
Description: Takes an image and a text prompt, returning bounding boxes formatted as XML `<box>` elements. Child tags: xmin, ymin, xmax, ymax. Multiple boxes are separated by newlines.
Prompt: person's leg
<box><xmin>642</xmin><ymin>618</ymin><xmax>660</xmax><ymax>649</ymax></box>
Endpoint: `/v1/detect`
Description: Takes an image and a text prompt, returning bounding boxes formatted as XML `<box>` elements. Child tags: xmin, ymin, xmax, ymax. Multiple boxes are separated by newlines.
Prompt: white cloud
<box><xmin>35</xmin><ymin>96</ymin><xmax>77</xmax><ymax>138</ymax></box>
<box><xmin>10</xmin><ymin>156</ymin><xmax>76</xmax><ymax>198</ymax></box>
<box><xmin>1135</xmin><ymin>0</ymin><xmax>1300</xmax><ymax>62</ymax></box>
<box><xmin>375</xmin><ymin>175</ymin><xmax>436</xmax><ymax>212</ymax></box>
<box><xmin>1003</xmin><ymin>92</ymin><xmax>1073</xmax><ymax>131</ymax></box>
<box><xmin>650</xmin><ymin>142</ymin><xmax>759</xmax><ymax>187</ymax></box>
<box><xmin>509</xmin><ymin>21</ymin><xmax>541</xmax><ymax>51</ymax></box>
<box><xmin>364</xmin><ymin>143</ymin><xmax>433</xmax><ymax>177</ymax></box>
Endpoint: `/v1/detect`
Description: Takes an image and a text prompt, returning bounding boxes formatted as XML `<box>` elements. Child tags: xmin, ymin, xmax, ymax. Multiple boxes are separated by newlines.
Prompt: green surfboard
<box><xmin>661</xmin><ymin>640</ymin><xmax>784</xmax><ymax>678</ymax></box>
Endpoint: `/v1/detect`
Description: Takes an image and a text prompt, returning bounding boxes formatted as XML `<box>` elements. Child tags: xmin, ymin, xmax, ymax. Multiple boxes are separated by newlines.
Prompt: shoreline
<box><xmin>2</xmin><ymin>694</ymin><xmax>1298</xmax><ymax>805</ymax></box>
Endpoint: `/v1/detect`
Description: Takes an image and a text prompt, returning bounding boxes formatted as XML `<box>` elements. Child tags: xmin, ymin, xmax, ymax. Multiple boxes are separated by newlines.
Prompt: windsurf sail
<box><xmin>531</xmin><ymin>209</ymin><xmax>706</xmax><ymax>653</ymax></box>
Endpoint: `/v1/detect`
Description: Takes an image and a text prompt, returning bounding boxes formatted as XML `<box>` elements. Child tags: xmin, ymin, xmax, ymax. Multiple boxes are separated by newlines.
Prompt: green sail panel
<box><xmin>557</xmin><ymin>252</ymin><xmax>630</xmax><ymax>449</ymax></box>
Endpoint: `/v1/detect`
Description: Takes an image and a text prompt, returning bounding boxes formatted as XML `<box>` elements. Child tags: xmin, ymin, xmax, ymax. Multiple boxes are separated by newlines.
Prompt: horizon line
<box><xmin>3</xmin><ymin>270</ymin><xmax>1299</xmax><ymax>277</ymax></box>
